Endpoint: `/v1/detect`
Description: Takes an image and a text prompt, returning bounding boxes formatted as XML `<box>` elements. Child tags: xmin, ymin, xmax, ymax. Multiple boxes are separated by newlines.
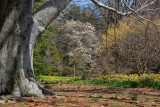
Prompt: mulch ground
<box><xmin>1</xmin><ymin>83</ymin><xmax>160</xmax><ymax>107</ymax></box>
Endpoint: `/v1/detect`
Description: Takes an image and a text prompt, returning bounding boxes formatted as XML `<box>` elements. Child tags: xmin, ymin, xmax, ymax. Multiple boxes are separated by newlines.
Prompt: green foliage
<box><xmin>75</xmin><ymin>78</ymin><xmax>160</xmax><ymax>89</ymax></box>
<box><xmin>33</xmin><ymin>0</ymin><xmax>46</xmax><ymax>12</ymax></box>
<box><xmin>33</xmin><ymin>25</ymin><xmax>62</xmax><ymax>76</ymax></box>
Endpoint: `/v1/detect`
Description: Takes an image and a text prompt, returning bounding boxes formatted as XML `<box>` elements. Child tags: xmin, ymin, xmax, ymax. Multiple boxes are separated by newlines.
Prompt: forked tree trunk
<box><xmin>0</xmin><ymin>0</ymin><xmax>71</xmax><ymax>97</ymax></box>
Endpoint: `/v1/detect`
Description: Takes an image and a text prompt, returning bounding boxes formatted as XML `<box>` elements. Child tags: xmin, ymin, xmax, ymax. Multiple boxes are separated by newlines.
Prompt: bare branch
<box><xmin>90</xmin><ymin>0</ymin><xmax>131</xmax><ymax>16</ymax></box>
<box><xmin>136</xmin><ymin>15</ymin><xmax>160</xmax><ymax>26</ymax></box>
<box><xmin>137</xmin><ymin>0</ymin><xmax>142</xmax><ymax>5</ymax></box>
<box><xmin>122</xmin><ymin>0</ymin><xmax>160</xmax><ymax>26</ymax></box>
<box><xmin>136</xmin><ymin>0</ymin><xmax>157</xmax><ymax>12</ymax></box>
<box><xmin>91</xmin><ymin>0</ymin><xmax>160</xmax><ymax>26</ymax></box>
<box><xmin>143</xmin><ymin>8</ymin><xmax>160</xmax><ymax>11</ymax></box>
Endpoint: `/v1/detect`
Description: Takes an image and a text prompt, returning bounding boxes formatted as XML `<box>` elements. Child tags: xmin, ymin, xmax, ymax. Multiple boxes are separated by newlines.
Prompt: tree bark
<box><xmin>0</xmin><ymin>0</ymin><xmax>71</xmax><ymax>97</ymax></box>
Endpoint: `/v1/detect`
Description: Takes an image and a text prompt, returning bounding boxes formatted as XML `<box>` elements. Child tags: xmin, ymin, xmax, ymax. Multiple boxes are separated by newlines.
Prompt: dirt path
<box><xmin>1</xmin><ymin>83</ymin><xmax>160</xmax><ymax>107</ymax></box>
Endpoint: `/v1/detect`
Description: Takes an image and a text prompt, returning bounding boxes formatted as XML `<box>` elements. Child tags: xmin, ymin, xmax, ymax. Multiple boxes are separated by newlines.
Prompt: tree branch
<box><xmin>30</xmin><ymin>0</ymin><xmax>71</xmax><ymax>44</ymax></box>
<box><xmin>134</xmin><ymin>0</ymin><xmax>157</xmax><ymax>13</ymax></box>
<box><xmin>90</xmin><ymin>0</ymin><xmax>131</xmax><ymax>16</ymax></box>
<box><xmin>33</xmin><ymin>0</ymin><xmax>71</xmax><ymax>28</ymax></box>
<box><xmin>121</xmin><ymin>0</ymin><xmax>160</xmax><ymax>26</ymax></box>
<box><xmin>91</xmin><ymin>0</ymin><xmax>160</xmax><ymax>26</ymax></box>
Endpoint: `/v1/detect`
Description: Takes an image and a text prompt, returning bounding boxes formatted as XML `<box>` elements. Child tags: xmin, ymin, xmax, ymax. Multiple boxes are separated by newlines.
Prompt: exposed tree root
<box><xmin>38</xmin><ymin>83</ymin><xmax>55</xmax><ymax>96</ymax></box>
<box><xmin>0</xmin><ymin>95</ymin><xmax>25</xmax><ymax>104</ymax></box>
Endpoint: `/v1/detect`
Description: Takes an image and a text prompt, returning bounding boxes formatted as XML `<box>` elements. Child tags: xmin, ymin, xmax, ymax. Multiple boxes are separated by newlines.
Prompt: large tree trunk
<box><xmin>0</xmin><ymin>0</ymin><xmax>71</xmax><ymax>97</ymax></box>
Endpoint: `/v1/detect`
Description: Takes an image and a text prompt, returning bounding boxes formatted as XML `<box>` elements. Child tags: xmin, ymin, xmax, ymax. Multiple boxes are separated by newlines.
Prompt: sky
<box><xmin>70</xmin><ymin>0</ymin><xmax>93</xmax><ymax>7</ymax></box>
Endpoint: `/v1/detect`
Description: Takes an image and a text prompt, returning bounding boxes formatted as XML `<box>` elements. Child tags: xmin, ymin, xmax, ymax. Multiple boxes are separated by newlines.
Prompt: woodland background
<box><xmin>33</xmin><ymin>0</ymin><xmax>160</xmax><ymax>78</ymax></box>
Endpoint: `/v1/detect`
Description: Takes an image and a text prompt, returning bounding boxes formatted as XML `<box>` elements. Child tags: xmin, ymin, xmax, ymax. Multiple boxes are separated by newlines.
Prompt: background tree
<box><xmin>59</xmin><ymin>3</ymin><xmax>107</xmax><ymax>30</ymax></box>
<box><xmin>52</xmin><ymin>20</ymin><xmax>98</xmax><ymax>77</ymax></box>
<box><xmin>91</xmin><ymin>0</ymin><xmax>160</xmax><ymax>76</ymax></box>
<box><xmin>33</xmin><ymin>25</ymin><xmax>62</xmax><ymax>76</ymax></box>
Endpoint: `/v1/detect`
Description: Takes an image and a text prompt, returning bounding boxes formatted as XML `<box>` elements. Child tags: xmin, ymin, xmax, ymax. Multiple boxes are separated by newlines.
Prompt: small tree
<box><xmin>68</xmin><ymin>52</ymin><xmax>87</xmax><ymax>77</ymax></box>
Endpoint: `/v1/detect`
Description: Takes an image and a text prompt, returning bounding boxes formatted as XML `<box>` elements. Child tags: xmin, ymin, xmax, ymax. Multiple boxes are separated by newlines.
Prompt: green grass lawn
<box><xmin>37</xmin><ymin>74</ymin><xmax>160</xmax><ymax>88</ymax></box>
<box><xmin>37</xmin><ymin>75</ymin><xmax>80</xmax><ymax>83</ymax></box>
